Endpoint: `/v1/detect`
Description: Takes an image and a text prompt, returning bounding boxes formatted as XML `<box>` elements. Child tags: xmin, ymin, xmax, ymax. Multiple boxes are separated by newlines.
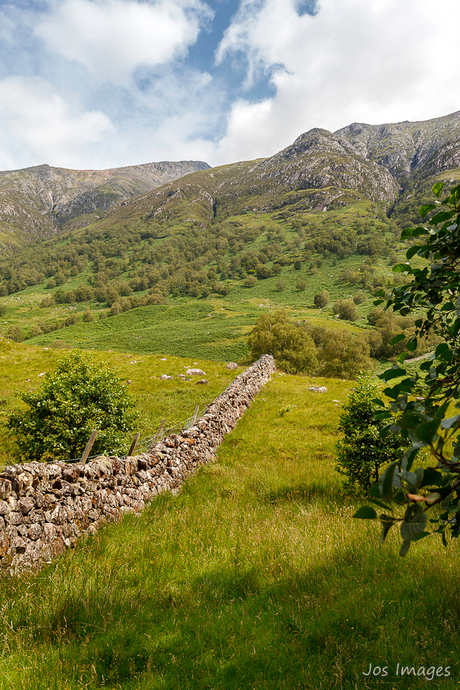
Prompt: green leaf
<box><xmin>430</xmin><ymin>210</ymin><xmax>455</xmax><ymax>224</ymax></box>
<box><xmin>406</xmin><ymin>245</ymin><xmax>420</xmax><ymax>260</ymax></box>
<box><xmin>392</xmin><ymin>263</ymin><xmax>412</xmax><ymax>273</ymax></box>
<box><xmin>426</xmin><ymin>493</ymin><xmax>441</xmax><ymax>505</ymax></box>
<box><xmin>419</xmin><ymin>204</ymin><xmax>436</xmax><ymax>216</ymax></box>
<box><xmin>399</xmin><ymin>540</ymin><xmax>411</xmax><ymax>557</ymax></box>
<box><xmin>420</xmin><ymin>468</ymin><xmax>443</xmax><ymax>487</ymax></box>
<box><xmin>432</xmin><ymin>182</ymin><xmax>444</xmax><ymax>197</ymax></box>
<box><xmin>379</xmin><ymin>367</ymin><xmax>406</xmax><ymax>381</ymax></box>
<box><xmin>390</xmin><ymin>333</ymin><xmax>406</xmax><ymax>346</ymax></box>
<box><xmin>353</xmin><ymin>506</ymin><xmax>377</xmax><ymax>520</ymax></box>
<box><xmin>380</xmin><ymin>515</ymin><xmax>395</xmax><ymax>543</ymax></box>
<box><xmin>400</xmin><ymin>504</ymin><xmax>428</xmax><ymax>541</ymax></box>
<box><xmin>379</xmin><ymin>461</ymin><xmax>399</xmax><ymax>502</ymax></box>
<box><xmin>441</xmin><ymin>415</ymin><xmax>460</xmax><ymax>430</ymax></box>
<box><xmin>414</xmin><ymin>419</ymin><xmax>441</xmax><ymax>444</ymax></box>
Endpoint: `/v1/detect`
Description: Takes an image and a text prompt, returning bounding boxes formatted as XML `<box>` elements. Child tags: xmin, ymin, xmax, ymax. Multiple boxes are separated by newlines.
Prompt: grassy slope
<box><xmin>0</xmin><ymin>339</ymin><xmax>241</xmax><ymax>465</ymax></box>
<box><xmin>0</xmin><ymin>372</ymin><xmax>458</xmax><ymax>689</ymax></box>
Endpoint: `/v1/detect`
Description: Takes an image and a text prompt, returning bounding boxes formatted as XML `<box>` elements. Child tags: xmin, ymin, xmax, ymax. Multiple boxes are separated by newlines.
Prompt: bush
<box><xmin>335</xmin><ymin>375</ymin><xmax>407</xmax><ymax>493</ymax></box>
<box><xmin>6</xmin><ymin>325</ymin><xmax>25</xmax><ymax>342</ymax></box>
<box><xmin>248</xmin><ymin>311</ymin><xmax>317</xmax><ymax>374</ymax></box>
<box><xmin>333</xmin><ymin>299</ymin><xmax>359</xmax><ymax>321</ymax></box>
<box><xmin>316</xmin><ymin>330</ymin><xmax>374</xmax><ymax>379</ymax></box>
<box><xmin>314</xmin><ymin>289</ymin><xmax>330</xmax><ymax>308</ymax></box>
<box><xmin>8</xmin><ymin>351</ymin><xmax>138</xmax><ymax>462</ymax></box>
<box><xmin>244</xmin><ymin>276</ymin><xmax>257</xmax><ymax>288</ymax></box>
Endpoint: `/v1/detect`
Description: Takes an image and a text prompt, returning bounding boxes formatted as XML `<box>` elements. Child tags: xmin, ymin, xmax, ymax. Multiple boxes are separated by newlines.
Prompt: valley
<box><xmin>0</xmin><ymin>111</ymin><xmax>460</xmax><ymax>689</ymax></box>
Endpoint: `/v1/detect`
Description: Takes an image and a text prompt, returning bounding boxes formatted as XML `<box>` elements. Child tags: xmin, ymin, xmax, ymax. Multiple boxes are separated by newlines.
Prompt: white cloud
<box><xmin>0</xmin><ymin>77</ymin><xmax>114</xmax><ymax>169</ymax></box>
<box><xmin>214</xmin><ymin>0</ymin><xmax>460</xmax><ymax>163</ymax></box>
<box><xmin>34</xmin><ymin>0</ymin><xmax>212</xmax><ymax>81</ymax></box>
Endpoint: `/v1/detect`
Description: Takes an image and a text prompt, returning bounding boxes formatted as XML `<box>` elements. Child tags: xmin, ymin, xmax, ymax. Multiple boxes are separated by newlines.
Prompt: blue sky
<box><xmin>0</xmin><ymin>0</ymin><xmax>459</xmax><ymax>171</ymax></box>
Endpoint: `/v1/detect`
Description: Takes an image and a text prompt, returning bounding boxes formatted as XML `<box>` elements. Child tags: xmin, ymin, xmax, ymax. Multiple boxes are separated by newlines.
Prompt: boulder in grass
<box><xmin>226</xmin><ymin>362</ymin><xmax>238</xmax><ymax>370</ymax></box>
<box><xmin>159</xmin><ymin>374</ymin><xmax>174</xmax><ymax>380</ymax></box>
<box><xmin>195</xmin><ymin>379</ymin><xmax>209</xmax><ymax>385</ymax></box>
<box><xmin>186</xmin><ymin>368</ymin><xmax>206</xmax><ymax>376</ymax></box>
<box><xmin>308</xmin><ymin>386</ymin><xmax>327</xmax><ymax>393</ymax></box>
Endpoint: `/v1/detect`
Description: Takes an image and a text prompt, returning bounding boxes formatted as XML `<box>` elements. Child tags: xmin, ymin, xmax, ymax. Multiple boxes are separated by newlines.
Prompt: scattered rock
<box><xmin>310</xmin><ymin>386</ymin><xmax>327</xmax><ymax>393</ymax></box>
<box><xmin>226</xmin><ymin>362</ymin><xmax>238</xmax><ymax>370</ymax></box>
<box><xmin>159</xmin><ymin>374</ymin><xmax>174</xmax><ymax>380</ymax></box>
<box><xmin>195</xmin><ymin>379</ymin><xmax>209</xmax><ymax>385</ymax></box>
<box><xmin>186</xmin><ymin>368</ymin><xmax>206</xmax><ymax>376</ymax></box>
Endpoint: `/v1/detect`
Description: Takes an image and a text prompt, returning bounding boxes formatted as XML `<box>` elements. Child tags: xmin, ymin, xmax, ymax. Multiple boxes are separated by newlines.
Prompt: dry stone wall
<box><xmin>0</xmin><ymin>355</ymin><xmax>275</xmax><ymax>574</ymax></box>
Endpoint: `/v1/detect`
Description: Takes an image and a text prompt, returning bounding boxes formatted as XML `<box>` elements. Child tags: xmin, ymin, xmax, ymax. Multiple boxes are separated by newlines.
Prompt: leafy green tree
<box><xmin>335</xmin><ymin>375</ymin><xmax>408</xmax><ymax>493</ymax></box>
<box><xmin>8</xmin><ymin>351</ymin><xmax>137</xmax><ymax>462</ymax></box>
<box><xmin>316</xmin><ymin>330</ymin><xmax>374</xmax><ymax>379</ymax></box>
<box><xmin>333</xmin><ymin>299</ymin><xmax>359</xmax><ymax>321</ymax></box>
<box><xmin>6</xmin><ymin>325</ymin><xmax>25</xmax><ymax>342</ymax></box>
<box><xmin>314</xmin><ymin>289</ymin><xmax>330</xmax><ymax>308</ymax></box>
<box><xmin>248</xmin><ymin>310</ymin><xmax>317</xmax><ymax>374</ymax></box>
<box><xmin>354</xmin><ymin>184</ymin><xmax>460</xmax><ymax>554</ymax></box>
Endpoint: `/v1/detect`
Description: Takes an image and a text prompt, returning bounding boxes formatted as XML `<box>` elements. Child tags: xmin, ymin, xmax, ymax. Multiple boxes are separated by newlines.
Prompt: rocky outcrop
<box><xmin>0</xmin><ymin>355</ymin><xmax>275</xmax><ymax>575</ymax></box>
<box><xmin>335</xmin><ymin>111</ymin><xmax>460</xmax><ymax>182</ymax></box>
<box><xmin>0</xmin><ymin>160</ymin><xmax>210</xmax><ymax>245</ymax></box>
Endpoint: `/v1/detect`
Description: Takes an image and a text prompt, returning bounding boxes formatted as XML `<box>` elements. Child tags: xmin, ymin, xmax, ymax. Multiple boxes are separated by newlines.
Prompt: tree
<box><xmin>354</xmin><ymin>184</ymin><xmax>460</xmax><ymax>555</ymax></box>
<box><xmin>6</xmin><ymin>325</ymin><xmax>25</xmax><ymax>342</ymax></box>
<box><xmin>333</xmin><ymin>299</ymin><xmax>359</xmax><ymax>321</ymax></box>
<box><xmin>248</xmin><ymin>310</ymin><xmax>317</xmax><ymax>374</ymax></box>
<box><xmin>316</xmin><ymin>329</ymin><xmax>374</xmax><ymax>379</ymax></box>
<box><xmin>8</xmin><ymin>351</ymin><xmax>137</xmax><ymax>462</ymax></box>
<box><xmin>314</xmin><ymin>289</ymin><xmax>330</xmax><ymax>308</ymax></box>
<box><xmin>335</xmin><ymin>375</ymin><xmax>408</xmax><ymax>493</ymax></box>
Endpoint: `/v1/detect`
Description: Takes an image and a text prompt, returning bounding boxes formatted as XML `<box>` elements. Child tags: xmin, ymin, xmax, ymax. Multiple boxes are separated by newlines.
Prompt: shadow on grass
<box><xmin>8</xmin><ymin>538</ymin><xmax>460</xmax><ymax>690</ymax></box>
<box><xmin>261</xmin><ymin>482</ymin><xmax>344</xmax><ymax>506</ymax></box>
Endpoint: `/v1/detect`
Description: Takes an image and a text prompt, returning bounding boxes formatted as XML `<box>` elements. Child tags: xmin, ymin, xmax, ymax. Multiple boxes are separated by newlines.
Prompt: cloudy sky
<box><xmin>0</xmin><ymin>0</ymin><xmax>459</xmax><ymax>171</ymax></box>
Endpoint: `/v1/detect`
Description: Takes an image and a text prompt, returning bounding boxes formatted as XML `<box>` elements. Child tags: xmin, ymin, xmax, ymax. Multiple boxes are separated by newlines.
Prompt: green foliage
<box><xmin>315</xmin><ymin>330</ymin><xmax>374</xmax><ymax>380</ymax></box>
<box><xmin>333</xmin><ymin>299</ymin><xmax>359</xmax><ymax>321</ymax></box>
<box><xmin>248</xmin><ymin>310</ymin><xmax>317</xmax><ymax>374</ymax></box>
<box><xmin>335</xmin><ymin>375</ymin><xmax>408</xmax><ymax>492</ymax></box>
<box><xmin>314</xmin><ymin>289</ymin><xmax>330</xmax><ymax>308</ymax></box>
<box><xmin>354</xmin><ymin>184</ymin><xmax>460</xmax><ymax>554</ymax></box>
<box><xmin>8</xmin><ymin>351</ymin><xmax>137</xmax><ymax>461</ymax></box>
<box><xmin>6</xmin><ymin>325</ymin><xmax>25</xmax><ymax>342</ymax></box>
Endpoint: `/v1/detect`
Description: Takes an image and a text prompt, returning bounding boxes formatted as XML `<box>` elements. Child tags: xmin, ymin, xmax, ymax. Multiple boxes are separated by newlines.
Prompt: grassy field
<box><xmin>0</xmin><ymin>338</ymin><xmax>241</xmax><ymax>465</ymax></box>
<box><xmin>0</xmin><ymin>369</ymin><xmax>458</xmax><ymax>689</ymax></box>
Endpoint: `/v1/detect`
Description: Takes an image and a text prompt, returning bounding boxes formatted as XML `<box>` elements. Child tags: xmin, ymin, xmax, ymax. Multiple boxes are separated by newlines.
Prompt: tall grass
<box><xmin>0</xmin><ymin>372</ymin><xmax>458</xmax><ymax>688</ymax></box>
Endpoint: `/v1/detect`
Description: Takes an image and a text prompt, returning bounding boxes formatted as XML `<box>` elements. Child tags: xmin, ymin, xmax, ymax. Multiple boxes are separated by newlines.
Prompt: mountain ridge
<box><xmin>0</xmin><ymin>159</ymin><xmax>210</xmax><ymax>248</ymax></box>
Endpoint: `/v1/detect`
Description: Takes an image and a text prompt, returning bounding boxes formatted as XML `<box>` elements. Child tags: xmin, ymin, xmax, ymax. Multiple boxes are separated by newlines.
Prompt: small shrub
<box><xmin>333</xmin><ymin>299</ymin><xmax>359</xmax><ymax>321</ymax></box>
<box><xmin>6</xmin><ymin>325</ymin><xmax>24</xmax><ymax>342</ymax></box>
<box><xmin>8</xmin><ymin>351</ymin><xmax>138</xmax><ymax>462</ymax></box>
<box><xmin>244</xmin><ymin>276</ymin><xmax>257</xmax><ymax>288</ymax></box>
<box><xmin>335</xmin><ymin>375</ymin><xmax>407</xmax><ymax>493</ymax></box>
<box><xmin>314</xmin><ymin>290</ymin><xmax>330</xmax><ymax>308</ymax></box>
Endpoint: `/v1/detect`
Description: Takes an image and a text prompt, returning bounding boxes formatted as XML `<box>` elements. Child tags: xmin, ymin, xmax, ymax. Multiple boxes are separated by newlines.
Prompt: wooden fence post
<box><xmin>191</xmin><ymin>404</ymin><xmax>199</xmax><ymax>426</ymax></box>
<box><xmin>128</xmin><ymin>433</ymin><xmax>140</xmax><ymax>457</ymax></box>
<box><xmin>149</xmin><ymin>419</ymin><xmax>165</xmax><ymax>451</ymax></box>
<box><xmin>80</xmin><ymin>430</ymin><xmax>98</xmax><ymax>464</ymax></box>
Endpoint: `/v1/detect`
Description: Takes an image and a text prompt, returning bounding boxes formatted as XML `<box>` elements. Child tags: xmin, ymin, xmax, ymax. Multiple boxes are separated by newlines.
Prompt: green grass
<box><xmin>0</xmin><ymin>372</ymin><xmax>458</xmax><ymax>688</ymax></box>
<box><xmin>0</xmin><ymin>338</ymin><xmax>241</xmax><ymax>465</ymax></box>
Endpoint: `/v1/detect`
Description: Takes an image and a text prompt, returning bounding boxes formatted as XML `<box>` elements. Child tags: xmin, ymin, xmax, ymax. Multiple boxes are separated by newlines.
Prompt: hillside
<box><xmin>0</xmin><ymin>160</ymin><xmax>210</xmax><ymax>249</ymax></box>
<box><xmin>0</xmin><ymin>110</ymin><xmax>459</xmax><ymax>360</ymax></box>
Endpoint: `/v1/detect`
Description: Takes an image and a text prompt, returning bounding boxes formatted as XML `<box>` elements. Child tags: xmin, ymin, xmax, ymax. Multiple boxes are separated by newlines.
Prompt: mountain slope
<box><xmin>0</xmin><ymin>160</ymin><xmax>210</xmax><ymax>248</ymax></box>
<box><xmin>335</xmin><ymin>110</ymin><xmax>460</xmax><ymax>182</ymax></box>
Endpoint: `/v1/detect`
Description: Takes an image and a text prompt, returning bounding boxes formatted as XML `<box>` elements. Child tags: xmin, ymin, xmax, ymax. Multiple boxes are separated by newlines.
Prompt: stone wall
<box><xmin>0</xmin><ymin>355</ymin><xmax>276</xmax><ymax>574</ymax></box>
